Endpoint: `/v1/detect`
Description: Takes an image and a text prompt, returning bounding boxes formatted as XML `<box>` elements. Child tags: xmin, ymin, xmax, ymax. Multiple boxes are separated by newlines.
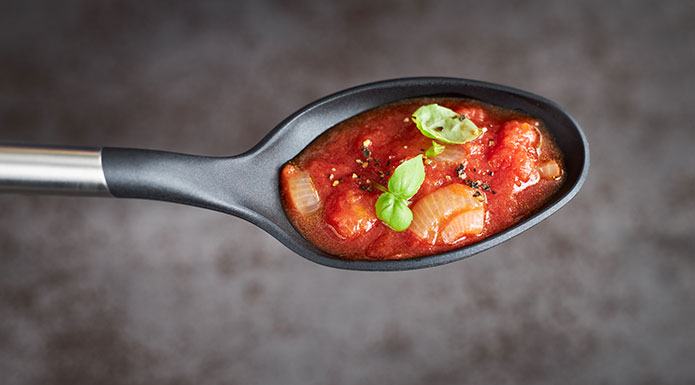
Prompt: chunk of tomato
<box><xmin>489</xmin><ymin>121</ymin><xmax>540</xmax><ymax>187</ymax></box>
<box><xmin>325</xmin><ymin>185</ymin><xmax>378</xmax><ymax>239</ymax></box>
<box><xmin>455</xmin><ymin>106</ymin><xmax>486</xmax><ymax>126</ymax></box>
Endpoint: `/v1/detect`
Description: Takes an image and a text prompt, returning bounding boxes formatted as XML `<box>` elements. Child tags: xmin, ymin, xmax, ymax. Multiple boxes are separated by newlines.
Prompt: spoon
<box><xmin>0</xmin><ymin>77</ymin><xmax>589</xmax><ymax>271</ymax></box>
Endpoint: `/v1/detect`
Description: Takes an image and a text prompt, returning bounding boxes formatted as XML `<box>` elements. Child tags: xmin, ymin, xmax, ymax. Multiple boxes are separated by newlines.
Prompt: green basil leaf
<box><xmin>388</xmin><ymin>155</ymin><xmax>425</xmax><ymax>200</ymax></box>
<box><xmin>412</xmin><ymin>104</ymin><xmax>483</xmax><ymax>144</ymax></box>
<box><xmin>425</xmin><ymin>141</ymin><xmax>445</xmax><ymax>157</ymax></box>
<box><xmin>375</xmin><ymin>192</ymin><xmax>413</xmax><ymax>232</ymax></box>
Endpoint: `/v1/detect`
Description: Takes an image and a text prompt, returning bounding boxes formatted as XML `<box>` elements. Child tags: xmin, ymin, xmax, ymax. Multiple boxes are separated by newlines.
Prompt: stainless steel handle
<box><xmin>0</xmin><ymin>144</ymin><xmax>110</xmax><ymax>196</ymax></box>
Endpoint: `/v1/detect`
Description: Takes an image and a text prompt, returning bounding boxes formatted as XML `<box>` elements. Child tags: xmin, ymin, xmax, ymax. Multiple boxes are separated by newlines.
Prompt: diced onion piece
<box><xmin>410</xmin><ymin>184</ymin><xmax>484</xmax><ymax>244</ymax></box>
<box><xmin>434</xmin><ymin>145</ymin><xmax>467</xmax><ymax>164</ymax></box>
<box><xmin>440</xmin><ymin>207</ymin><xmax>485</xmax><ymax>244</ymax></box>
<box><xmin>539</xmin><ymin>160</ymin><xmax>561</xmax><ymax>180</ymax></box>
<box><xmin>284</xmin><ymin>165</ymin><xmax>321</xmax><ymax>215</ymax></box>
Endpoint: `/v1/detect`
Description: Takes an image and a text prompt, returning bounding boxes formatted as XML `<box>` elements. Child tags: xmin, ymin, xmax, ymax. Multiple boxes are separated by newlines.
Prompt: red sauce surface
<box><xmin>280</xmin><ymin>98</ymin><xmax>564</xmax><ymax>260</ymax></box>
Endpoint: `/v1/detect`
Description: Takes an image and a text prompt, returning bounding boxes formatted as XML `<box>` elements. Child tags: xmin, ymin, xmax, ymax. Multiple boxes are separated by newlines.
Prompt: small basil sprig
<box><xmin>425</xmin><ymin>141</ymin><xmax>445</xmax><ymax>157</ymax></box>
<box><xmin>375</xmin><ymin>155</ymin><xmax>426</xmax><ymax>231</ymax></box>
<box><xmin>412</xmin><ymin>104</ymin><xmax>482</xmax><ymax>144</ymax></box>
<box><xmin>375</xmin><ymin>194</ymin><xmax>412</xmax><ymax>232</ymax></box>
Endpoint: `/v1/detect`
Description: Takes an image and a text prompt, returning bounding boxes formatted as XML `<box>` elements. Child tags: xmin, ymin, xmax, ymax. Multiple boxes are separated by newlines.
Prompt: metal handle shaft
<box><xmin>0</xmin><ymin>144</ymin><xmax>109</xmax><ymax>195</ymax></box>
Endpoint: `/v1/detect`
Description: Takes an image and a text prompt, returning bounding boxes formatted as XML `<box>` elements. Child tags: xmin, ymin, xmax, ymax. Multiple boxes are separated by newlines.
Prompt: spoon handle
<box><xmin>0</xmin><ymin>144</ymin><xmax>109</xmax><ymax>195</ymax></box>
<box><xmin>0</xmin><ymin>144</ymin><xmax>258</xmax><ymax>219</ymax></box>
<box><xmin>101</xmin><ymin>147</ymin><xmax>232</xmax><ymax>213</ymax></box>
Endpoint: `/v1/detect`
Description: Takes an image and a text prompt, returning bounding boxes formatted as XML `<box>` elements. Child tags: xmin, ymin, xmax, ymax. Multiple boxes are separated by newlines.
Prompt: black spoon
<box><xmin>0</xmin><ymin>77</ymin><xmax>589</xmax><ymax>271</ymax></box>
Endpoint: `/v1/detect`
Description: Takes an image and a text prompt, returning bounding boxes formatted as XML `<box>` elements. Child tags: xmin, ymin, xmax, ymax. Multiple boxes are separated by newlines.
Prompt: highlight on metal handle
<box><xmin>0</xmin><ymin>144</ymin><xmax>109</xmax><ymax>196</ymax></box>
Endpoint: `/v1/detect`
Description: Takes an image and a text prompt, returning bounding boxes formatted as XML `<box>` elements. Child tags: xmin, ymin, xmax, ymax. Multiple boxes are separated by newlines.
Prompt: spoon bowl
<box><xmin>1</xmin><ymin>77</ymin><xmax>589</xmax><ymax>271</ymax></box>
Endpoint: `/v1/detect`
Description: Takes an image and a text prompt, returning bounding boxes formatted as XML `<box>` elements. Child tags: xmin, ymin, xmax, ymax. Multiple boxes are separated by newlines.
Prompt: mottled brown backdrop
<box><xmin>1</xmin><ymin>1</ymin><xmax>694</xmax><ymax>384</ymax></box>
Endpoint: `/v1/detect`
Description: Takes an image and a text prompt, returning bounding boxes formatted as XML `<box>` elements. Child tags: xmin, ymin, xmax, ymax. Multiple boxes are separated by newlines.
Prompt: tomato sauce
<box><xmin>280</xmin><ymin>98</ymin><xmax>564</xmax><ymax>260</ymax></box>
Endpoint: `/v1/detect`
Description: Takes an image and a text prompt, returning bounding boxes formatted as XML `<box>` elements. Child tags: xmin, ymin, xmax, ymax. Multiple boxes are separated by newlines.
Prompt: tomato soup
<box><xmin>280</xmin><ymin>98</ymin><xmax>564</xmax><ymax>260</ymax></box>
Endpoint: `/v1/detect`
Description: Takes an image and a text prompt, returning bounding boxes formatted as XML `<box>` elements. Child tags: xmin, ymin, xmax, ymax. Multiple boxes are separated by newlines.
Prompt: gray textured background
<box><xmin>1</xmin><ymin>1</ymin><xmax>694</xmax><ymax>384</ymax></box>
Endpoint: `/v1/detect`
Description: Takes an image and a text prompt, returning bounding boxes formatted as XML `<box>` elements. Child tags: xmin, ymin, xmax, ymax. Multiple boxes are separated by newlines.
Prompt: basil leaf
<box><xmin>375</xmin><ymin>192</ymin><xmax>413</xmax><ymax>232</ymax></box>
<box><xmin>425</xmin><ymin>141</ymin><xmax>445</xmax><ymax>157</ymax></box>
<box><xmin>412</xmin><ymin>104</ymin><xmax>483</xmax><ymax>144</ymax></box>
<box><xmin>388</xmin><ymin>155</ymin><xmax>425</xmax><ymax>200</ymax></box>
